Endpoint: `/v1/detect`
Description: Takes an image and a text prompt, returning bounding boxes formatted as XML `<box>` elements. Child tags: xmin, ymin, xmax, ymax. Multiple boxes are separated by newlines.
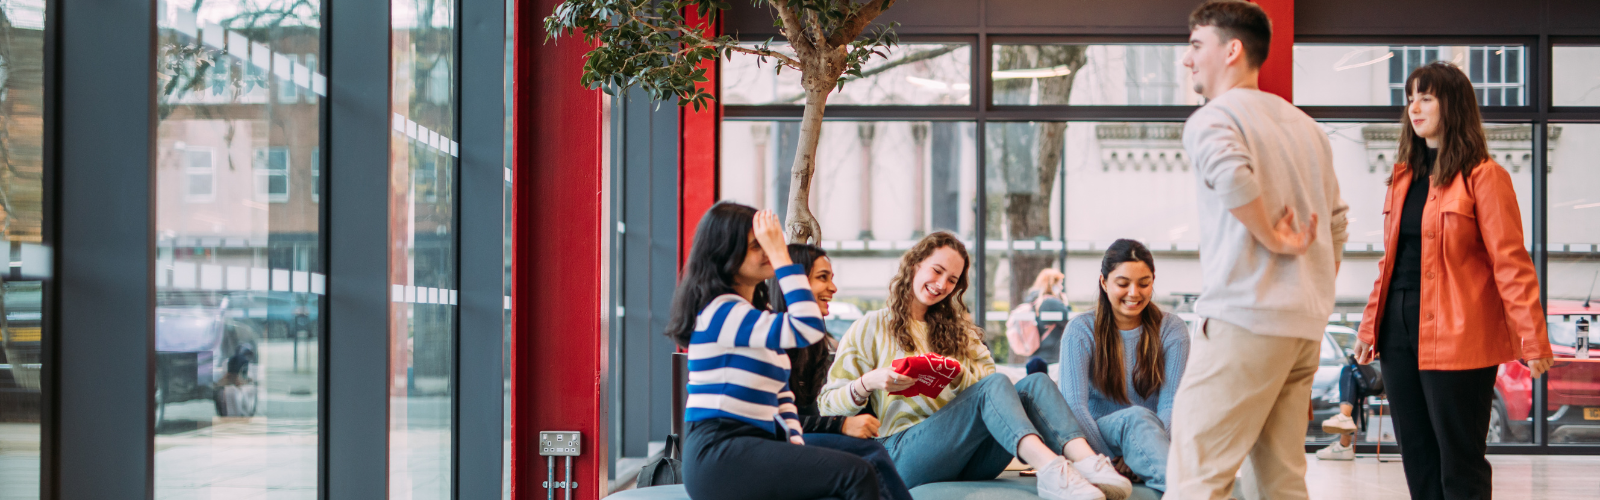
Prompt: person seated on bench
<box><xmin>666</xmin><ymin>203</ymin><xmax>880</xmax><ymax>500</ymax></box>
<box><xmin>818</xmin><ymin>232</ymin><xmax>1133</xmax><ymax>500</ymax></box>
<box><xmin>776</xmin><ymin>243</ymin><xmax>913</xmax><ymax>500</ymax></box>
<box><xmin>1059</xmin><ymin>239</ymin><xmax>1190</xmax><ymax>493</ymax></box>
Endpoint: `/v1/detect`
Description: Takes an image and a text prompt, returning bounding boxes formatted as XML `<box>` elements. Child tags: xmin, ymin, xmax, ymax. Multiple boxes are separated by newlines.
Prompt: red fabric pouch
<box><xmin>889</xmin><ymin>353</ymin><xmax>962</xmax><ymax>398</ymax></box>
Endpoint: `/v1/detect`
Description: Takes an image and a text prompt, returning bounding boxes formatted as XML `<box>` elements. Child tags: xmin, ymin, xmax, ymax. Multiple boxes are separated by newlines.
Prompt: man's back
<box><xmin>1182</xmin><ymin>88</ymin><xmax>1349</xmax><ymax>341</ymax></box>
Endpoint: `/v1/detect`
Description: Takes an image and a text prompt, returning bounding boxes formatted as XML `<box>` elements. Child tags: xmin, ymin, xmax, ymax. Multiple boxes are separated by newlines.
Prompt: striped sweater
<box><xmin>685</xmin><ymin>264</ymin><xmax>829</xmax><ymax>440</ymax></box>
<box><xmin>818</xmin><ymin>309</ymin><xmax>996</xmax><ymax>437</ymax></box>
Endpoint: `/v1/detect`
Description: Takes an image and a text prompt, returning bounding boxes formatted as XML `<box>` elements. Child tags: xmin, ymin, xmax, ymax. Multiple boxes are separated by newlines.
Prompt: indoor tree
<box><xmin>544</xmin><ymin>0</ymin><xmax>900</xmax><ymax>242</ymax></box>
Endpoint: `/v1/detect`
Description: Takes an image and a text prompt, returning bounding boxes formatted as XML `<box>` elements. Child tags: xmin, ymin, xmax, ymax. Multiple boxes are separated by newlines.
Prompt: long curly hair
<box><xmin>886</xmin><ymin>232</ymin><xmax>981</xmax><ymax>361</ymax></box>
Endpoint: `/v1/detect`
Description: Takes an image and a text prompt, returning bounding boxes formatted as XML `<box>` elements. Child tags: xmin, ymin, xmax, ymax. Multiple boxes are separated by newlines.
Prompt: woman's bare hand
<box><xmin>860</xmin><ymin>367</ymin><xmax>916</xmax><ymax>393</ymax></box>
<box><xmin>841</xmin><ymin>414</ymin><xmax>880</xmax><ymax>439</ymax></box>
<box><xmin>752</xmin><ymin>210</ymin><xmax>792</xmax><ymax>267</ymax></box>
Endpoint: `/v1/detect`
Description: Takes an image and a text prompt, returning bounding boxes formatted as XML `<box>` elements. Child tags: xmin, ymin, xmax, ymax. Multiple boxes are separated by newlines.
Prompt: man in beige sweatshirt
<box><xmin>1166</xmin><ymin>2</ymin><xmax>1349</xmax><ymax>499</ymax></box>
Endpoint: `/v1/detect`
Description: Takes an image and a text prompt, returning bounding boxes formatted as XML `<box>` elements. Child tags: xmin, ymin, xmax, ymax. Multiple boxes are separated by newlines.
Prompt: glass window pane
<box><xmin>1294</xmin><ymin>45</ymin><xmax>1527</xmax><ymax>106</ymax></box>
<box><xmin>1544</xmin><ymin>123</ymin><xmax>1600</xmax><ymax>444</ymax></box>
<box><xmin>991</xmin><ymin>44</ymin><xmax>1200</xmax><ymax>106</ymax></box>
<box><xmin>0</xmin><ymin>1</ymin><xmax>46</xmax><ymax>497</ymax></box>
<box><xmin>503</xmin><ymin>0</ymin><xmax>515</xmax><ymax>497</ymax></box>
<box><xmin>720</xmin><ymin>121</ymin><xmax>978</xmax><ymax>331</ymax></box>
<box><xmin>392</xmin><ymin>1</ymin><xmax>457</xmax><ymax>497</ymax></box>
<box><xmin>722</xmin><ymin>43</ymin><xmax>971</xmax><ymax>106</ymax></box>
<box><xmin>1553</xmin><ymin>46</ymin><xmax>1600</xmax><ymax>106</ymax></box>
<box><xmin>154</xmin><ymin>2</ymin><xmax>322</xmax><ymax>497</ymax></box>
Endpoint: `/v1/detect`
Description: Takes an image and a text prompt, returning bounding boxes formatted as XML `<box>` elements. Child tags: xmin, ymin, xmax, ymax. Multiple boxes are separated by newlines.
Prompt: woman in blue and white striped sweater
<box><xmin>667</xmin><ymin>202</ymin><xmax>880</xmax><ymax>500</ymax></box>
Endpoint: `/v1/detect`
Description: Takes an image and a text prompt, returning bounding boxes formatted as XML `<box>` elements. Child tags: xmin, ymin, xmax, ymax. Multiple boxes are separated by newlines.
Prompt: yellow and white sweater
<box><xmin>818</xmin><ymin>309</ymin><xmax>996</xmax><ymax>437</ymax></box>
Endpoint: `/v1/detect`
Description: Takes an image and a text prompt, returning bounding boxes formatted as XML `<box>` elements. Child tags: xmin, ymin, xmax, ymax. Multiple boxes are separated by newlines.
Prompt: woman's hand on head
<box><xmin>841</xmin><ymin>414</ymin><xmax>880</xmax><ymax>439</ymax></box>
<box><xmin>752</xmin><ymin>210</ymin><xmax>792</xmax><ymax>267</ymax></box>
<box><xmin>860</xmin><ymin>367</ymin><xmax>915</xmax><ymax>393</ymax></box>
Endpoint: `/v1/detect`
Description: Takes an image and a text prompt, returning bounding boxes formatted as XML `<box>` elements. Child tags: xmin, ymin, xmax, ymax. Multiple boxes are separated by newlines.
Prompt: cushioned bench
<box><xmin>607</xmin><ymin>472</ymin><xmax>1163</xmax><ymax>500</ymax></box>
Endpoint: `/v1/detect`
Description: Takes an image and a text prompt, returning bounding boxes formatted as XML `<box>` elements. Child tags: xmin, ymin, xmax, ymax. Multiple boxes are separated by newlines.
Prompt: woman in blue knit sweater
<box><xmin>1058</xmin><ymin>239</ymin><xmax>1191</xmax><ymax>492</ymax></box>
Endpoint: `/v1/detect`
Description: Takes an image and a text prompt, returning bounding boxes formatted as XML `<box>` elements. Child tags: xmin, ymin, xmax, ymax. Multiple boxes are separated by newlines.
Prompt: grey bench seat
<box><xmin>607</xmin><ymin>473</ymin><xmax>1162</xmax><ymax>500</ymax></box>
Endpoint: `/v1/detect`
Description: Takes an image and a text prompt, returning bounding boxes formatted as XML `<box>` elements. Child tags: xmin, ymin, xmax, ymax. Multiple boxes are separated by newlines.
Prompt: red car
<box><xmin>1491</xmin><ymin>300</ymin><xmax>1600</xmax><ymax>443</ymax></box>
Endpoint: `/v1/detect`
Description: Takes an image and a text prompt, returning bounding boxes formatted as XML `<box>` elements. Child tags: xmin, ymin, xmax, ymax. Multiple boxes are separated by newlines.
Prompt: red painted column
<box><xmin>679</xmin><ymin>8</ymin><xmax>721</xmax><ymax>268</ymax></box>
<box><xmin>512</xmin><ymin>0</ymin><xmax>607</xmax><ymax>498</ymax></box>
<box><xmin>1252</xmin><ymin>0</ymin><xmax>1294</xmax><ymax>101</ymax></box>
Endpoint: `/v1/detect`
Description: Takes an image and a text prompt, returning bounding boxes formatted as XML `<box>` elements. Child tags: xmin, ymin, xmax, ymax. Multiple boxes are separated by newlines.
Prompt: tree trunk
<box><xmin>784</xmin><ymin>86</ymin><xmax>831</xmax><ymax>243</ymax></box>
<box><xmin>1000</xmin><ymin>45</ymin><xmax>1086</xmax><ymax>304</ymax></box>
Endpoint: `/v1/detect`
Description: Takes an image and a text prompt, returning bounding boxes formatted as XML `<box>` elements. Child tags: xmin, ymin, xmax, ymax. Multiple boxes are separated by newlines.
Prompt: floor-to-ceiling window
<box><xmin>0</xmin><ymin>1</ymin><xmax>46</xmax><ymax>498</ymax></box>
<box><xmin>390</xmin><ymin>0</ymin><xmax>458</xmax><ymax>497</ymax></box>
<box><xmin>713</xmin><ymin>3</ymin><xmax>1600</xmax><ymax>455</ymax></box>
<box><xmin>153</xmin><ymin>2</ymin><xmax>324</xmax><ymax>496</ymax></box>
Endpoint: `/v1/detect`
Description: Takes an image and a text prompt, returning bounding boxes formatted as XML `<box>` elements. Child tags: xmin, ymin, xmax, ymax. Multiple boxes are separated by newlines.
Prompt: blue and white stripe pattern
<box><xmin>685</xmin><ymin>264</ymin><xmax>828</xmax><ymax>440</ymax></box>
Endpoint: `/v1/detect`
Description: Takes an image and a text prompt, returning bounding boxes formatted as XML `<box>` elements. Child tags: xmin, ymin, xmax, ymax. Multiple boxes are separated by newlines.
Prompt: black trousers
<box><xmin>682</xmin><ymin>417</ymin><xmax>879</xmax><ymax>500</ymax></box>
<box><xmin>1378</xmin><ymin>288</ymin><xmax>1498</xmax><ymax>500</ymax></box>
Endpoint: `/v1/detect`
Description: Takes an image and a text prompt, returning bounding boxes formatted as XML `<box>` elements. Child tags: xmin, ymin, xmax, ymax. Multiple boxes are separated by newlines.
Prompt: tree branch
<box><xmin>773</xmin><ymin>44</ymin><xmax>960</xmax><ymax>103</ymax></box>
<box><xmin>771</xmin><ymin>2</ymin><xmax>816</xmax><ymax>58</ymax></box>
<box><xmin>826</xmin><ymin>0</ymin><xmax>898</xmax><ymax>48</ymax></box>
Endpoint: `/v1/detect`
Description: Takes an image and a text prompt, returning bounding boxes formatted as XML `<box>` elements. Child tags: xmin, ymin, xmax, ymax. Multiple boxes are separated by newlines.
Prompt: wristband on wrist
<box><xmin>850</xmin><ymin>378</ymin><xmax>869</xmax><ymax>404</ymax></box>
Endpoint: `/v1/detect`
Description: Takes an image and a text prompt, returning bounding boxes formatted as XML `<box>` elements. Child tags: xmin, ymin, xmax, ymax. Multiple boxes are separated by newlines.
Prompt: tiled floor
<box><xmin>1304</xmin><ymin>453</ymin><xmax>1600</xmax><ymax>500</ymax></box>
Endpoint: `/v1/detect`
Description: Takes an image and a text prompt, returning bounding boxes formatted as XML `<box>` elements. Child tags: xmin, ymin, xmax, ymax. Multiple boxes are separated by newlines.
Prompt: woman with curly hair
<box><xmin>818</xmin><ymin>232</ymin><xmax>1129</xmax><ymax>500</ymax></box>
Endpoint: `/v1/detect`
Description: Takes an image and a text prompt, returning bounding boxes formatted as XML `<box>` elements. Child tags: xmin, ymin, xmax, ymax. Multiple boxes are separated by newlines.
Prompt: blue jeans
<box><xmin>1096</xmin><ymin>406</ymin><xmax>1170</xmax><ymax>492</ymax></box>
<box><xmin>879</xmin><ymin>373</ymin><xmax>1087</xmax><ymax>488</ymax></box>
<box><xmin>807</xmin><ymin>434</ymin><xmax>913</xmax><ymax>500</ymax></box>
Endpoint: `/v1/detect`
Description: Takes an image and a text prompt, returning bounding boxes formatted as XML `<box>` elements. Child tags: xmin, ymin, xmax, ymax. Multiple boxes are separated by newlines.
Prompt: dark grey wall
<box><xmin>727</xmin><ymin>0</ymin><xmax>1600</xmax><ymax>37</ymax></box>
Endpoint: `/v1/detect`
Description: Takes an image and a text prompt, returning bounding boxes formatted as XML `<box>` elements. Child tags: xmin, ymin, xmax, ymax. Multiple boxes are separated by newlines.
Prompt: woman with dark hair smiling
<box><xmin>666</xmin><ymin>203</ymin><xmax>879</xmax><ymax>500</ymax></box>
<box><xmin>773</xmin><ymin>243</ymin><xmax>913</xmax><ymax>500</ymax></box>
<box><xmin>818</xmin><ymin>232</ymin><xmax>1129</xmax><ymax>500</ymax></box>
<box><xmin>1058</xmin><ymin>239</ymin><xmax>1189</xmax><ymax>493</ymax></box>
<box><xmin>1352</xmin><ymin>61</ymin><xmax>1553</xmax><ymax>500</ymax></box>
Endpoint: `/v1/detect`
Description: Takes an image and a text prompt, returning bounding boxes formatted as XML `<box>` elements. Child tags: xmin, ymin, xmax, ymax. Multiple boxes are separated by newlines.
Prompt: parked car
<box><xmin>155</xmin><ymin>299</ymin><xmax>259</xmax><ymax>428</ymax></box>
<box><xmin>1491</xmin><ymin>300</ymin><xmax>1600</xmax><ymax>443</ymax></box>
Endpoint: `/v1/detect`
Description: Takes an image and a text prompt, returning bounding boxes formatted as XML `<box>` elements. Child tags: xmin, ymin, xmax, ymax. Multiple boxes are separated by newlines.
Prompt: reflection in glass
<box><xmin>1543</xmin><ymin>123</ymin><xmax>1600</xmax><ymax>444</ymax></box>
<box><xmin>1294</xmin><ymin>45</ymin><xmax>1526</xmax><ymax>106</ymax></box>
<box><xmin>503</xmin><ymin>1</ymin><xmax>515</xmax><ymax>497</ymax></box>
<box><xmin>0</xmin><ymin>1</ymin><xmax>45</xmax><ymax>498</ymax></box>
<box><xmin>720</xmin><ymin>121</ymin><xmax>976</xmax><ymax>329</ymax></box>
<box><xmin>154</xmin><ymin>1</ymin><xmax>323</xmax><ymax>496</ymax></box>
<box><xmin>1553</xmin><ymin>46</ymin><xmax>1600</xmax><ymax>107</ymax></box>
<box><xmin>721</xmin><ymin>43</ymin><xmax>970</xmax><ymax>106</ymax></box>
<box><xmin>391</xmin><ymin>1</ymin><xmax>458</xmax><ymax>497</ymax></box>
<box><xmin>991</xmin><ymin>44</ymin><xmax>1199</xmax><ymax>106</ymax></box>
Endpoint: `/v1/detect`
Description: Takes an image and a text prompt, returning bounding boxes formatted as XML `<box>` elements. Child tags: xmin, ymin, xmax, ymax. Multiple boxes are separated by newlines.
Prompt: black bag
<box><xmin>1348</xmin><ymin>355</ymin><xmax>1384</xmax><ymax>396</ymax></box>
<box><xmin>635</xmin><ymin>433</ymin><xmax>682</xmax><ymax>488</ymax></box>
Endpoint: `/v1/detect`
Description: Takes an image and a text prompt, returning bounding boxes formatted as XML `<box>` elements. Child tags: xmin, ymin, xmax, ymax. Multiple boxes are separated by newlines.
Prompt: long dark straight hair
<box><xmin>1396</xmin><ymin>62</ymin><xmax>1490</xmax><ymax>187</ymax></box>
<box><xmin>772</xmin><ymin>244</ymin><xmax>832</xmax><ymax>409</ymax></box>
<box><xmin>1091</xmin><ymin>239</ymin><xmax>1166</xmax><ymax>405</ymax></box>
<box><xmin>887</xmin><ymin>232</ymin><xmax>980</xmax><ymax>361</ymax></box>
<box><xmin>664</xmin><ymin>202</ymin><xmax>769</xmax><ymax>348</ymax></box>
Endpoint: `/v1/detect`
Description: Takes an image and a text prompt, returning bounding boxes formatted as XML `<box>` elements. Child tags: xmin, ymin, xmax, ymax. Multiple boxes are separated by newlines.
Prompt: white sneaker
<box><xmin>1322</xmin><ymin>413</ymin><xmax>1358</xmax><ymax>435</ymax></box>
<box><xmin>1316</xmin><ymin>440</ymin><xmax>1355</xmax><ymax>461</ymax></box>
<box><xmin>1071</xmin><ymin>455</ymin><xmax>1133</xmax><ymax>500</ymax></box>
<box><xmin>1036</xmin><ymin>457</ymin><xmax>1106</xmax><ymax>500</ymax></box>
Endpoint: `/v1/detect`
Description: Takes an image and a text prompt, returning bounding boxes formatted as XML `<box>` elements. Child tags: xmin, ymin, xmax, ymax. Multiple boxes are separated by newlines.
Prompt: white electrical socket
<box><xmin>539</xmin><ymin>431</ymin><xmax>581</xmax><ymax>456</ymax></box>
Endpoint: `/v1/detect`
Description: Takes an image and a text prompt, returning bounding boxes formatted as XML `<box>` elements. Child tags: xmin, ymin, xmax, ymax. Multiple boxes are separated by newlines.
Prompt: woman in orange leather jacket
<box><xmin>1351</xmin><ymin>62</ymin><xmax>1554</xmax><ymax>500</ymax></box>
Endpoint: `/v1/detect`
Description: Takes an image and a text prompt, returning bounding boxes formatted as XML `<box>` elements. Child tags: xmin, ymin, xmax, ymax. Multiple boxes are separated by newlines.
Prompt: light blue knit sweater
<box><xmin>1058</xmin><ymin>312</ymin><xmax>1190</xmax><ymax>454</ymax></box>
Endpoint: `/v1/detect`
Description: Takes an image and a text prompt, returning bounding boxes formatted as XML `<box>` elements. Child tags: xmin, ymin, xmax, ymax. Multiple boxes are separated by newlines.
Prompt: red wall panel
<box><xmin>679</xmin><ymin>8</ymin><xmax>721</xmax><ymax>270</ymax></box>
<box><xmin>1253</xmin><ymin>0</ymin><xmax>1294</xmax><ymax>101</ymax></box>
<box><xmin>512</xmin><ymin>0</ymin><xmax>606</xmax><ymax>498</ymax></box>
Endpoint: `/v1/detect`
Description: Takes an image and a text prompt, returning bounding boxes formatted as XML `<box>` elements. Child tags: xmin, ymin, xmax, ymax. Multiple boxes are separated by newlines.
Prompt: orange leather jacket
<box><xmin>1357</xmin><ymin>160</ymin><xmax>1552</xmax><ymax>370</ymax></box>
